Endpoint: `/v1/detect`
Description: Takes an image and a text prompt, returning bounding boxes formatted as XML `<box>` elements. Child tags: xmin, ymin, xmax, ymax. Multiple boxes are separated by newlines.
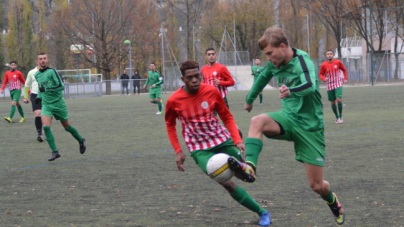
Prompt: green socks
<box><xmin>17</xmin><ymin>106</ymin><xmax>25</xmax><ymax>118</ymax></box>
<box><xmin>259</xmin><ymin>94</ymin><xmax>263</xmax><ymax>103</ymax></box>
<box><xmin>322</xmin><ymin>190</ymin><xmax>335</xmax><ymax>204</ymax></box>
<box><xmin>230</xmin><ymin>186</ymin><xmax>267</xmax><ymax>215</ymax></box>
<box><xmin>9</xmin><ymin>105</ymin><xmax>16</xmax><ymax>118</ymax></box>
<box><xmin>65</xmin><ymin>125</ymin><xmax>83</xmax><ymax>142</ymax></box>
<box><xmin>337</xmin><ymin>103</ymin><xmax>343</xmax><ymax>118</ymax></box>
<box><xmin>158</xmin><ymin>102</ymin><xmax>162</xmax><ymax>112</ymax></box>
<box><xmin>331</xmin><ymin>104</ymin><xmax>338</xmax><ymax>118</ymax></box>
<box><xmin>43</xmin><ymin>126</ymin><xmax>58</xmax><ymax>152</ymax></box>
<box><xmin>245</xmin><ymin>137</ymin><xmax>263</xmax><ymax>167</ymax></box>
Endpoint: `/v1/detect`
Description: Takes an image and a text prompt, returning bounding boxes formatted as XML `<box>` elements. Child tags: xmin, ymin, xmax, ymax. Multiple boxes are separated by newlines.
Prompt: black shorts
<box><xmin>30</xmin><ymin>93</ymin><xmax>42</xmax><ymax>111</ymax></box>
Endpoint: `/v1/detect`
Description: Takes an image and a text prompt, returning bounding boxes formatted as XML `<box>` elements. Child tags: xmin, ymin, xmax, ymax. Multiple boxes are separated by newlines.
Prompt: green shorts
<box><xmin>149</xmin><ymin>87</ymin><xmax>162</xmax><ymax>99</ymax></box>
<box><xmin>10</xmin><ymin>89</ymin><xmax>22</xmax><ymax>102</ymax></box>
<box><xmin>265</xmin><ymin>111</ymin><xmax>326</xmax><ymax>166</ymax></box>
<box><xmin>327</xmin><ymin>86</ymin><xmax>343</xmax><ymax>102</ymax></box>
<box><xmin>41</xmin><ymin>100</ymin><xmax>69</xmax><ymax>122</ymax></box>
<box><xmin>191</xmin><ymin>139</ymin><xmax>242</xmax><ymax>174</ymax></box>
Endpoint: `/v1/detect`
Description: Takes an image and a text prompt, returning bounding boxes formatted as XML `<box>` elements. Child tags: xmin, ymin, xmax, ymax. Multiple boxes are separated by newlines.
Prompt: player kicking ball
<box><xmin>165</xmin><ymin>60</ymin><xmax>270</xmax><ymax>226</ymax></box>
<box><xmin>34</xmin><ymin>52</ymin><xmax>86</xmax><ymax>161</ymax></box>
<box><xmin>228</xmin><ymin>27</ymin><xmax>345</xmax><ymax>225</ymax></box>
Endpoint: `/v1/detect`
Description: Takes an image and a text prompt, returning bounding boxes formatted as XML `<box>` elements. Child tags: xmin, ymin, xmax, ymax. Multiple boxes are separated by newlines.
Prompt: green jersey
<box><xmin>246</xmin><ymin>48</ymin><xmax>323</xmax><ymax>131</ymax></box>
<box><xmin>145</xmin><ymin>71</ymin><xmax>163</xmax><ymax>89</ymax></box>
<box><xmin>35</xmin><ymin>67</ymin><xmax>65</xmax><ymax>105</ymax></box>
<box><xmin>251</xmin><ymin>65</ymin><xmax>265</xmax><ymax>83</ymax></box>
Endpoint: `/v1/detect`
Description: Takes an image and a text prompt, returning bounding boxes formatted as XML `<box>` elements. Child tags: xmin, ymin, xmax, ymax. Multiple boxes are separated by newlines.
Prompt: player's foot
<box><xmin>4</xmin><ymin>117</ymin><xmax>12</xmax><ymax>123</ymax></box>
<box><xmin>327</xmin><ymin>193</ymin><xmax>345</xmax><ymax>225</ymax></box>
<box><xmin>19</xmin><ymin>117</ymin><xmax>26</xmax><ymax>123</ymax></box>
<box><xmin>258</xmin><ymin>211</ymin><xmax>271</xmax><ymax>226</ymax></box>
<box><xmin>79</xmin><ymin>138</ymin><xmax>86</xmax><ymax>154</ymax></box>
<box><xmin>227</xmin><ymin>157</ymin><xmax>256</xmax><ymax>183</ymax></box>
<box><xmin>48</xmin><ymin>152</ymin><xmax>61</xmax><ymax>161</ymax></box>
<box><xmin>160</xmin><ymin>99</ymin><xmax>164</xmax><ymax>107</ymax></box>
<box><xmin>259</xmin><ymin>103</ymin><xmax>263</xmax><ymax>106</ymax></box>
<box><xmin>37</xmin><ymin>134</ymin><xmax>45</xmax><ymax>142</ymax></box>
<box><xmin>156</xmin><ymin>111</ymin><xmax>162</xmax><ymax>115</ymax></box>
<box><xmin>338</xmin><ymin>117</ymin><xmax>343</xmax><ymax>124</ymax></box>
<box><xmin>335</xmin><ymin>118</ymin><xmax>339</xmax><ymax>124</ymax></box>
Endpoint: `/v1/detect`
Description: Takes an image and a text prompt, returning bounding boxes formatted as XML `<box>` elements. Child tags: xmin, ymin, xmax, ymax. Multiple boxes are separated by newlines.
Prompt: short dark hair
<box><xmin>205</xmin><ymin>48</ymin><xmax>215</xmax><ymax>54</ymax></box>
<box><xmin>9</xmin><ymin>61</ymin><xmax>17</xmax><ymax>65</ymax></box>
<box><xmin>150</xmin><ymin>62</ymin><xmax>156</xmax><ymax>66</ymax></box>
<box><xmin>38</xmin><ymin>52</ymin><xmax>47</xmax><ymax>56</ymax></box>
<box><xmin>180</xmin><ymin>60</ymin><xmax>199</xmax><ymax>76</ymax></box>
<box><xmin>326</xmin><ymin>50</ymin><xmax>334</xmax><ymax>54</ymax></box>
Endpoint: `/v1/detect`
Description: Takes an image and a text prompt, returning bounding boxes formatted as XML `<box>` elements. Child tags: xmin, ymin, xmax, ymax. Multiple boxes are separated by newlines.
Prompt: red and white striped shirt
<box><xmin>201</xmin><ymin>62</ymin><xmax>235</xmax><ymax>98</ymax></box>
<box><xmin>165</xmin><ymin>83</ymin><xmax>242</xmax><ymax>153</ymax></box>
<box><xmin>319</xmin><ymin>59</ymin><xmax>348</xmax><ymax>91</ymax></box>
<box><xmin>1</xmin><ymin>70</ymin><xmax>25</xmax><ymax>91</ymax></box>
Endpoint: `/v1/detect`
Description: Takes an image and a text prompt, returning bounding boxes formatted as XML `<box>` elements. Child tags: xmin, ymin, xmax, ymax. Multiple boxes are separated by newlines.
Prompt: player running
<box><xmin>165</xmin><ymin>60</ymin><xmax>270</xmax><ymax>226</ymax></box>
<box><xmin>0</xmin><ymin>61</ymin><xmax>26</xmax><ymax>123</ymax></box>
<box><xmin>251</xmin><ymin>59</ymin><xmax>265</xmax><ymax>105</ymax></box>
<box><xmin>23</xmin><ymin>61</ymin><xmax>44</xmax><ymax>142</ymax></box>
<box><xmin>143</xmin><ymin>63</ymin><xmax>164</xmax><ymax>114</ymax></box>
<box><xmin>319</xmin><ymin>50</ymin><xmax>348</xmax><ymax>124</ymax></box>
<box><xmin>34</xmin><ymin>52</ymin><xmax>86</xmax><ymax>161</ymax></box>
<box><xmin>227</xmin><ymin>27</ymin><xmax>345</xmax><ymax>225</ymax></box>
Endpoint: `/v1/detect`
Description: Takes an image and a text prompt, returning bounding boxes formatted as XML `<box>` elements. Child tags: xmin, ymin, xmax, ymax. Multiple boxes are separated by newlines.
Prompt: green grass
<box><xmin>0</xmin><ymin>85</ymin><xmax>404</xmax><ymax>227</ymax></box>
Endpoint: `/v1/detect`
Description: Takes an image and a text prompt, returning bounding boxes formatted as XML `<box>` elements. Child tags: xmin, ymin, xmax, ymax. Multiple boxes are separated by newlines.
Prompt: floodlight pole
<box><xmin>124</xmin><ymin>40</ymin><xmax>132</xmax><ymax>79</ymax></box>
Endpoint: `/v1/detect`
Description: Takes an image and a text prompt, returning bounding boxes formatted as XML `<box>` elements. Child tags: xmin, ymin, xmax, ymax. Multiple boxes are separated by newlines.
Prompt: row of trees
<box><xmin>1</xmin><ymin>0</ymin><xmax>403</xmax><ymax>88</ymax></box>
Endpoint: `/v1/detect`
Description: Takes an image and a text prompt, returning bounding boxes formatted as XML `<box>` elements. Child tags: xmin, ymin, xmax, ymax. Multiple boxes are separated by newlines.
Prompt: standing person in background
<box><xmin>131</xmin><ymin>70</ymin><xmax>141</xmax><ymax>95</ymax></box>
<box><xmin>23</xmin><ymin>61</ymin><xmax>44</xmax><ymax>142</ymax></box>
<box><xmin>251</xmin><ymin>59</ymin><xmax>265</xmax><ymax>105</ymax></box>
<box><xmin>34</xmin><ymin>52</ymin><xmax>86</xmax><ymax>161</ymax></box>
<box><xmin>319</xmin><ymin>50</ymin><xmax>348</xmax><ymax>124</ymax></box>
<box><xmin>120</xmin><ymin>70</ymin><xmax>130</xmax><ymax>95</ymax></box>
<box><xmin>143</xmin><ymin>63</ymin><xmax>164</xmax><ymax>114</ymax></box>
<box><xmin>0</xmin><ymin>61</ymin><xmax>26</xmax><ymax>123</ymax></box>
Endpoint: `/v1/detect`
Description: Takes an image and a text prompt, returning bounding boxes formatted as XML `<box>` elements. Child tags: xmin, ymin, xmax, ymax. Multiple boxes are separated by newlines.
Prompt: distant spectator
<box><xmin>131</xmin><ymin>70</ymin><xmax>142</xmax><ymax>95</ymax></box>
<box><xmin>120</xmin><ymin>70</ymin><xmax>130</xmax><ymax>95</ymax></box>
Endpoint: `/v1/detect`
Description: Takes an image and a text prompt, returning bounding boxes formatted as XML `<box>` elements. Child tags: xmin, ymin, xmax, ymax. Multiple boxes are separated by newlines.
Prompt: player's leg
<box><xmin>155</xmin><ymin>89</ymin><xmax>163</xmax><ymax>114</ymax></box>
<box><xmin>336</xmin><ymin>87</ymin><xmax>343</xmax><ymax>123</ymax></box>
<box><xmin>41</xmin><ymin>113</ymin><xmax>60</xmax><ymax>161</ymax></box>
<box><xmin>31</xmin><ymin>94</ymin><xmax>44</xmax><ymax>141</ymax></box>
<box><xmin>13</xmin><ymin>89</ymin><xmax>25</xmax><ymax>122</ymax></box>
<box><xmin>56</xmin><ymin>107</ymin><xmax>86</xmax><ymax>154</ymax></box>
<box><xmin>259</xmin><ymin>91</ymin><xmax>263</xmax><ymax>105</ymax></box>
<box><xmin>5</xmin><ymin>90</ymin><xmax>17</xmax><ymax>122</ymax></box>
<box><xmin>328</xmin><ymin>90</ymin><xmax>339</xmax><ymax>123</ymax></box>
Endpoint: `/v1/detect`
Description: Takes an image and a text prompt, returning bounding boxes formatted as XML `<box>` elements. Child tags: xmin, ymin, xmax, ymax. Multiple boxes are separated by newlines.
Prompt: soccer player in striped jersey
<box><xmin>252</xmin><ymin>59</ymin><xmax>265</xmax><ymax>105</ymax></box>
<box><xmin>165</xmin><ymin>60</ymin><xmax>270</xmax><ymax>226</ymax></box>
<box><xmin>23</xmin><ymin>61</ymin><xmax>44</xmax><ymax>142</ymax></box>
<box><xmin>319</xmin><ymin>50</ymin><xmax>348</xmax><ymax>124</ymax></box>
<box><xmin>0</xmin><ymin>61</ymin><xmax>26</xmax><ymax>123</ymax></box>
<box><xmin>228</xmin><ymin>27</ymin><xmax>345</xmax><ymax>225</ymax></box>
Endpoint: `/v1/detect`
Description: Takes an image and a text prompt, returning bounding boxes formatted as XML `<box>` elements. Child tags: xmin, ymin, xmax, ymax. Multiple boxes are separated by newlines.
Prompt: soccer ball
<box><xmin>206</xmin><ymin>153</ymin><xmax>234</xmax><ymax>183</ymax></box>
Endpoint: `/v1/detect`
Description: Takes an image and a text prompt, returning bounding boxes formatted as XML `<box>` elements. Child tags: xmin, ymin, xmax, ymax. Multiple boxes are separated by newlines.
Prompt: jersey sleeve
<box><xmin>144</xmin><ymin>75</ymin><xmax>150</xmax><ymax>86</ymax></box>
<box><xmin>246</xmin><ymin>64</ymin><xmax>273</xmax><ymax>105</ymax></box>
<box><xmin>154</xmin><ymin>72</ymin><xmax>164</xmax><ymax>85</ymax></box>
<box><xmin>18</xmin><ymin>72</ymin><xmax>26</xmax><ymax>85</ymax></box>
<box><xmin>215</xmin><ymin>90</ymin><xmax>242</xmax><ymax>145</ymax></box>
<box><xmin>0</xmin><ymin>73</ymin><xmax>7</xmax><ymax>90</ymax></box>
<box><xmin>319</xmin><ymin>63</ymin><xmax>327</xmax><ymax>81</ymax></box>
<box><xmin>165</xmin><ymin>97</ymin><xmax>182</xmax><ymax>153</ymax></box>
<box><xmin>45</xmin><ymin>69</ymin><xmax>65</xmax><ymax>92</ymax></box>
<box><xmin>218</xmin><ymin>66</ymin><xmax>235</xmax><ymax>87</ymax></box>
<box><xmin>339</xmin><ymin>61</ymin><xmax>348</xmax><ymax>80</ymax></box>
<box><xmin>289</xmin><ymin>55</ymin><xmax>317</xmax><ymax>97</ymax></box>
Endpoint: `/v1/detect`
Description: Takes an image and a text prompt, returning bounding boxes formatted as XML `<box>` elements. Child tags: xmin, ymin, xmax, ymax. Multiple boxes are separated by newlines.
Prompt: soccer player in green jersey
<box><xmin>34</xmin><ymin>52</ymin><xmax>86</xmax><ymax>161</ymax></box>
<box><xmin>227</xmin><ymin>27</ymin><xmax>345</xmax><ymax>225</ymax></box>
<box><xmin>251</xmin><ymin>59</ymin><xmax>265</xmax><ymax>105</ymax></box>
<box><xmin>143</xmin><ymin>63</ymin><xmax>164</xmax><ymax>114</ymax></box>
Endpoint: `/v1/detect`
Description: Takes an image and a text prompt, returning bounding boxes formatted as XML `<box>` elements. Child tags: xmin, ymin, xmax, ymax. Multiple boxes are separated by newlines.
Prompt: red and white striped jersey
<box><xmin>165</xmin><ymin>83</ymin><xmax>242</xmax><ymax>153</ymax></box>
<box><xmin>201</xmin><ymin>62</ymin><xmax>235</xmax><ymax>98</ymax></box>
<box><xmin>319</xmin><ymin>59</ymin><xmax>348</xmax><ymax>91</ymax></box>
<box><xmin>1</xmin><ymin>70</ymin><xmax>25</xmax><ymax>91</ymax></box>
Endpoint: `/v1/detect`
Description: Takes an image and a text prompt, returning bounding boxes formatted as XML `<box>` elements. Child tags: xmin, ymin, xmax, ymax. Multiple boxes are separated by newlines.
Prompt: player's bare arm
<box><xmin>176</xmin><ymin>151</ymin><xmax>186</xmax><ymax>172</ymax></box>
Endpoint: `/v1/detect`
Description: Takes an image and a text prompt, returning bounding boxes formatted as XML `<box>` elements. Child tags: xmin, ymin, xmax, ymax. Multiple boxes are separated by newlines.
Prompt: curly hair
<box><xmin>179</xmin><ymin>60</ymin><xmax>199</xmax><ymax>76</ymax></box>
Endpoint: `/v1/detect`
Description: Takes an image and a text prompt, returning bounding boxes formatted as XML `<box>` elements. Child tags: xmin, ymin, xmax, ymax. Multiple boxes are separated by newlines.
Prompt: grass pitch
<box><xmin>0</xmin><ymin>85</ymin><xmax>404</xmax><ymax>226</ymax></box>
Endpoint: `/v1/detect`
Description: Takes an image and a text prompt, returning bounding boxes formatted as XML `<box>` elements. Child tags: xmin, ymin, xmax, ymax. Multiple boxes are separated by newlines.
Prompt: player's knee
<box><xmin>309</xmin><ymin>181</ymin><xmax>324</xmax><ymax>194</ymax></box>
<box><xmin>219</xmin><ymin>180</ymin><xmax>236</xmax><ymax>193</ymax></box>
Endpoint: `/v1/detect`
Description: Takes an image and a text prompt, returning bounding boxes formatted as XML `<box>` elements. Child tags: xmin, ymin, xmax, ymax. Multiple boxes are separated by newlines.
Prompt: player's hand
<box><xmin>325</xmin><ymin>77</ymin><xmax>329</xmax><ymax>82</ymax></box>
<box><xmin>152</xmin><ymin>84</ymin><xmax>156</xmax><ymax>88</ymax></box>
<box><xmin>175</xmin><ymin>151</ymin><xmax>186</xmax><ymax>172</ymax></box>
<box><xmin>279</xmin><ymin>85</ymin><xmax>290</xmax><ymax>99</ymax></box>
<box><xmin>244</xmin><ymin>103</ymin><xmax>253</xmax><ymax>112</ymax></box>
<box><xmin>143</xmin><ymin>85</ymin><xmax>146</xmax><ymax>88</ymax></box>
<box><xmin>39</xmin><ymin>86</ymin><xmax>45</xmax><ymax>92</ymax></box>
<box><xmin>23</xmin><ymin>98</ymin><xmax>30</xmax><ymax>104</ymax></box>
<box><xmin>344</xmin><ymin>79</ymin><xmax>348</xmax><ymax>84</ymax></box>
<box><xmin>235</xmin><ymin>143</ymin><xmax>246</xmax><ymax>161</ymax></box>
<box><xmin>214</xmin><ymin>78</ymin><xmax>220</xmax><ymax>85</ymax></box>
<box><xmin>35</xmin><ymin>98</ymin><xmax>42</xmax><ymax>105</ymax></box>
